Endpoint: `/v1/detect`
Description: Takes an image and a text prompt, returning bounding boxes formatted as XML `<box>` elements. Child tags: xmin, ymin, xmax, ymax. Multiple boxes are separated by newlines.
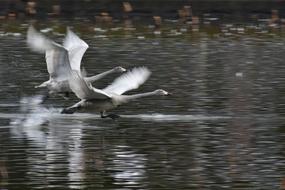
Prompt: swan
<box><xmin>61</xmin><ymin>67</ymin><xmax>170</xmax><ymax>119</ymax></box>
<box><xmin>26</xmin><ymin>26</ymin><xmax>126</xmax><ymax>98</ymax></box>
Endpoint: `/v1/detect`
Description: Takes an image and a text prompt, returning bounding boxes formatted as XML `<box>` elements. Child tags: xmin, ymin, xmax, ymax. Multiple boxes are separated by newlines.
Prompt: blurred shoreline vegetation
<box><xmin>0</xmin><ymin>0</ymin><xmax>285</xmax><ymax>38</ymax></box>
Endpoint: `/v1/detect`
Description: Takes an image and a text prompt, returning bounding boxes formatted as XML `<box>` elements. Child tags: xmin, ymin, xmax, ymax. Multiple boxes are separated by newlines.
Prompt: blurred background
<box><xmin>1</xmin><ymin>0</ymin><xmax>285</xmax><ymax>190</ymax></box>
<box><xmin>0</xmin><ymin>0</ymin><xmax>285</xmax><ymax>35</ymax></box>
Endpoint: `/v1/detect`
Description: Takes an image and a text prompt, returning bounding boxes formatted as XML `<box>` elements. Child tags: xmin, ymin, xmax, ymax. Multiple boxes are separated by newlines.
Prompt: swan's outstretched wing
<box><xmin>27</xmin><ymin>26</ymin><xmax>53</xmax><ymax>53</ymax></box>
<box><xmin>63</xmin><ymin>28</ymin><xmax>89</xmax><ymax>71</ymax></box>
<box><xmin>103</xmin><ymin>67</ymin><xmax>151</xmax><ymax>95</ymax></box>
<box><xmin>69</xmin><ymin>70</ymin><xmax>110</xmax><ymax>100</ymax></box>
<box><xmin>27</xmin><ymin>26</ymin><xmax>72</xmax><ymax>81</ymax></box>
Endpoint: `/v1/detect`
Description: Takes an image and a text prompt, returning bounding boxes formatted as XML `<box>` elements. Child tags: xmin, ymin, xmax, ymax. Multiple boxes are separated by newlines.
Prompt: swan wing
<box><xmin>27</xmin><ymin>26</ymin><xmax>53</xmax><ymax>53</ymax></box>
<box><xmin>63</xmin><ymin>28</ymin><xmax>89</xmax><ymax>72</ymax></box>
<box><xmin>68</xmin><ymin>70</ymin><xmax>110</xmax><ymax>100</ymax></box>
<box><xmin>103</xmin><ymin>67</ymin><xmax>151</xmax><ymax>95</ymax></box>
<box><xmin>27</xmin><ymin>26</ymin><xmax>72</xmax><ymax>81</ymax></box>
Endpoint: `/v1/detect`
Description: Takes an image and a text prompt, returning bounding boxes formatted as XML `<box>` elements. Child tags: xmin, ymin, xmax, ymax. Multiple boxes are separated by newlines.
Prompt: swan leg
<box><xmin>100</xmin><ymin>111</ymin><xmax>120</xmax><ymax>120</ymax></box>
<box><xmin>61</xmin><ymin>107</ymin><xmax>77</xmax><ymax>114</ymax></box>
<box><xmin>61</xmin><ymin>101</ymin><xmax>84</xmax><ymax>114</ymax></box>
<box><xmin>61</xmin><ymin>105</ymin><xmax>81</xmax><ymax>114</ymax></box>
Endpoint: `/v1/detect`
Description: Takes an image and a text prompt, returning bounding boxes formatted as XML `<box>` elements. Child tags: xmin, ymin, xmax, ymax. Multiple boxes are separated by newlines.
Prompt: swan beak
<box><xmin>166</xmin><ymin>92</ymin><xmax>172</xmax><ymax>96</ymax></box>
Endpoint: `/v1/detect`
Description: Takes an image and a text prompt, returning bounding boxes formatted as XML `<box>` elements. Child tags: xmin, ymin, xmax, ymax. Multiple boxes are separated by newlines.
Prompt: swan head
<box><xmin>154</xmin><ymin>89</ymin><xmax>170</xmax><ymax>96</ymax></box>
<box><xmin>114</xmin><ymin>66</ymin><xmax>127</xmax><ymax>73</ymax></box>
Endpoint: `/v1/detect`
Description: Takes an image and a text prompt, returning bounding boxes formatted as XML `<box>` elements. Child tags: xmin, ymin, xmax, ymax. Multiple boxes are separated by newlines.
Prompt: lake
<box><xmin>0</xmin><ymin>24</ymin><xmax>285</xmax><ymax>189</ymax></box>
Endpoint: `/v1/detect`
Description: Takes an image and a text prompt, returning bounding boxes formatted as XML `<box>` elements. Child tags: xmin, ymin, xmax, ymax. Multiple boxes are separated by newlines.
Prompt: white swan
<box><xmin>26</xmin><ymin>26</ymin><xmax>126</xmax><ymax>98</ymax></box>
<box><xmin>61</xmin><ymin>67</ymin><xmax>170</xmax><ymax>119</ymax></box>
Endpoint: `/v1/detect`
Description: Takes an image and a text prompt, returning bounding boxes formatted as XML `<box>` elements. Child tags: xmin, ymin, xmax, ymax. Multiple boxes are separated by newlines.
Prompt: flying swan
<box><xmin>61</xmin><ymin>67</ymin><xmax>170</xmax><ymax>119</ymax></box>
<box><xmin>26</xmin><ymin>26</ymin><xmax>126</xmax><ymax>98</ymax></box>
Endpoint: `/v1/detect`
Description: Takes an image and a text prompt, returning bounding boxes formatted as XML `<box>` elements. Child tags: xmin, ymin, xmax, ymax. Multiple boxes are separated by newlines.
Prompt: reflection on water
<box><xmin>0</xmin><ymin>32</ymin><xmax>285</xmax><ymax>189</ymax></box>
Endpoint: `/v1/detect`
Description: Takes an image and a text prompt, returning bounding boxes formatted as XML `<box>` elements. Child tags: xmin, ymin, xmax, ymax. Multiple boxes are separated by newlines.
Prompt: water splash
<box><xmin>10</xmin><ymin>95</ymin><xmax>53</xmax><ymax>127</ymax></box>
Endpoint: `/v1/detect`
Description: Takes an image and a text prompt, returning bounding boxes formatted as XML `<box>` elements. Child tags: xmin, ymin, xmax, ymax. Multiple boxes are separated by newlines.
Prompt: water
<box><xmin>0</xmin><ymin>31</ymin><xmax>285</xmax><ymax>189</ymax></box>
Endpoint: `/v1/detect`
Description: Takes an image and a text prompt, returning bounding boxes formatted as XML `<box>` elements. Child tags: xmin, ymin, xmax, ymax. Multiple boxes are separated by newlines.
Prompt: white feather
<box><xmin>103</xmin><ymin>67</ymin><xmax>151</xmax><ymax>95</ymax></box>
<box><xmin>69</xmin><ymin>70</ymin><xmax>110</xmax><ymax>100</ymax></box>
<box><xmin>63</xmin><ymin>28</ymin><xmax>89</xmax><ymax>72</ymax></box>
<box><xmin>27</xmin><ymin>26</ymin><xmax>72</xmax><ymax>81</ymax></box>
<box><xmin>27</xmin><ymin>25</ymin><xmax>54</xmax><ymax>53</ymax></box>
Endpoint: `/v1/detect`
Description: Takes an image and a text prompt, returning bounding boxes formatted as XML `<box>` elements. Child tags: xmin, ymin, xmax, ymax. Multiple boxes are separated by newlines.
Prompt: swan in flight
<box><xmin>26</xmin><ymin>26</ymin><xmax>126</xmax><ymax>98</ymax></box>
<box><xmin>61</xmin><ymin>67</ymin><xmax>170</xmax><ymax>119</ymax></box>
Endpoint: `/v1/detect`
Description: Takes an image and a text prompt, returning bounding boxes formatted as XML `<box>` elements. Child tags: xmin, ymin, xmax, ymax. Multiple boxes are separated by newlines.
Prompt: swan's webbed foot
<box><xmin>61</xmin><ymin>106</ymin><xmax>79</xmax><ymax>114</ymax></box>
<box><xmin>107</xmin><ymin>114</ymin><xmax>121</xmax><ymax>120</ymax></box>
<box><xmin>100</xmin><ymin>111</ymin><xmax>120</xmax><ymax>120</ymax></box>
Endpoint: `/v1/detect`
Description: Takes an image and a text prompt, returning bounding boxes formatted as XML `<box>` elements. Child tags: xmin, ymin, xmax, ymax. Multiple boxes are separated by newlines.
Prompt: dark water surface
<box><xmin>0</xmin><ymin>32</ymin><xmax>285</xmax><ymax>189</ymax></box>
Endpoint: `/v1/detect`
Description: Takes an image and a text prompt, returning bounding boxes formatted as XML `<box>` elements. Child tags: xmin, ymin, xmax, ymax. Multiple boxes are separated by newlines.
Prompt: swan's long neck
<box><xmin>119</xmin><ymin>91</ymin><xmax>158</xmax><ymax>102</ymax></box>
<box><xmin>84</xmin><ymin>69</ymin><xmax>116</xmax><ymax>83</ymax></box>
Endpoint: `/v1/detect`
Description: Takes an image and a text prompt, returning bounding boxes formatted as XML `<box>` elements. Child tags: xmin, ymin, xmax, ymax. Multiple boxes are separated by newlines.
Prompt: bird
<box><xmin>61</xmin><ymin>67</ymin><xmax>170</xmax><ymax>119</ymax></box>
<box><xmin>26</xmin><ymin>26</ymin><xmax>126</xmax><ymax>99</ymax></box>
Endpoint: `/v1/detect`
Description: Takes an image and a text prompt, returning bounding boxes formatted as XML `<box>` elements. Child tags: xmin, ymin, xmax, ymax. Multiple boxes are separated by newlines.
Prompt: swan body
<box><xmin>61</xmin><ymin>67</ymin><xmax>169</xmax><ymax>118</ymax></box>
<box><xmin>35</xmin><ymin>66</ymin><xmax>126</xmax><ymax>95</ymax></box>
<box><xmin>27</xmin><ymin>26</ymin><xmax>126</xmax><ymax>97</ymax></box>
